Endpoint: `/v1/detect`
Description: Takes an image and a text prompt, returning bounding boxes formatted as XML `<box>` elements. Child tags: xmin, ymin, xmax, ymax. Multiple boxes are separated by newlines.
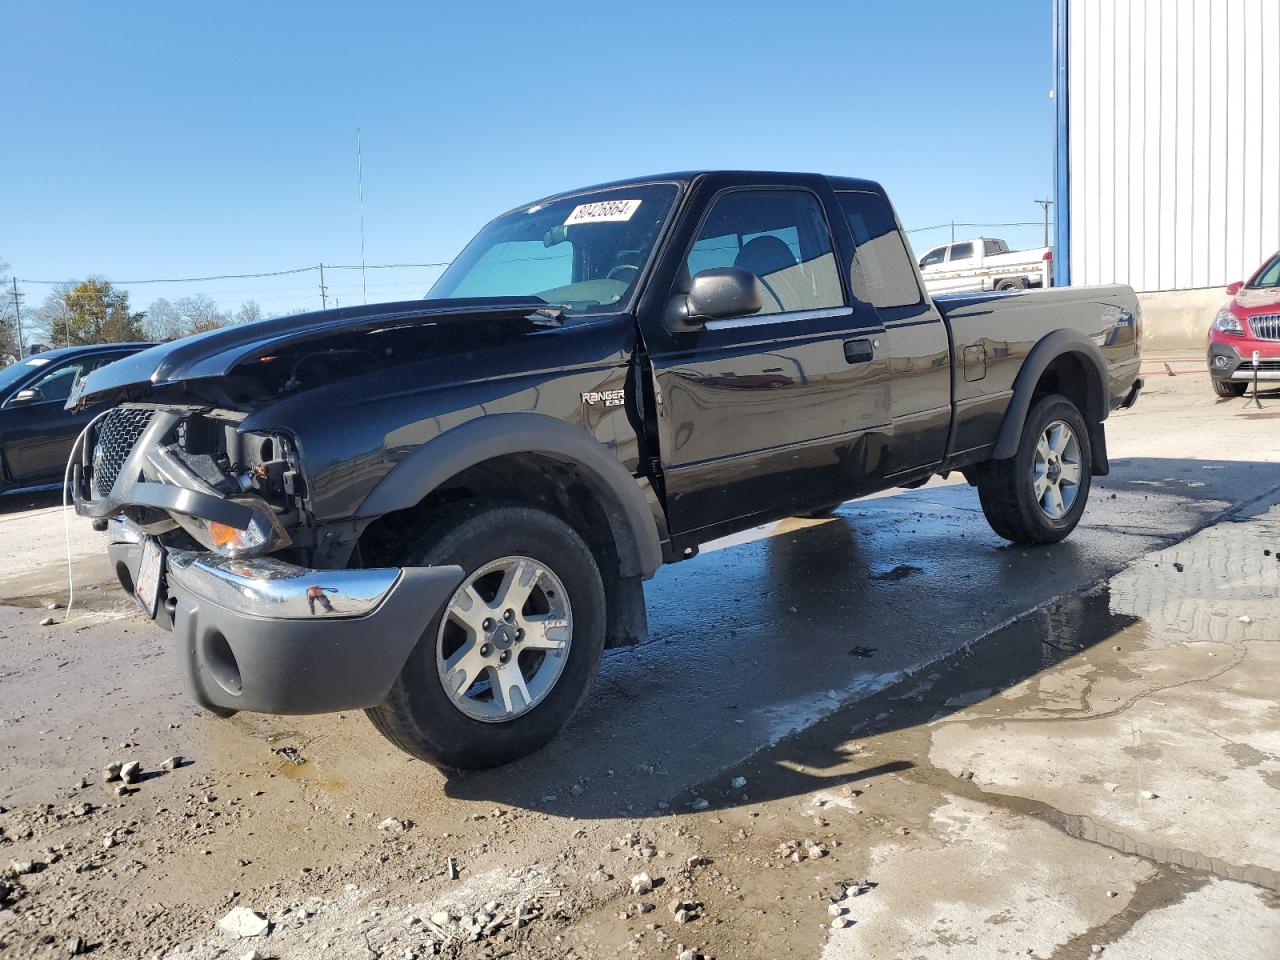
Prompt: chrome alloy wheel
<box><xmin>1032</xmin><ymin>420</ymin><xmax>1082</xmax><ymax>520</ymax></box>
<box><xmin>435</xmin><ymin>556</ymin><xmax>572</xmax><ymax>722</ymax></box>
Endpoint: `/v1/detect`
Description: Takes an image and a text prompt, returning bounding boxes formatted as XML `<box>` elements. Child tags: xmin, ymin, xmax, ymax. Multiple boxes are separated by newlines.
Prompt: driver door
<box><xmin>644</xmin><ymin>183</ymin><xmax>892</xmax><ymax>540</ymax></box>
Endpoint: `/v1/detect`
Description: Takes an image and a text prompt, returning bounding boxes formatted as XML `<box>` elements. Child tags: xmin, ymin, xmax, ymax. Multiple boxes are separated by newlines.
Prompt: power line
<box><xmin>16</xmin><ymin>262</ymin><xmax>452</xmax><ymax>285</ymax></box>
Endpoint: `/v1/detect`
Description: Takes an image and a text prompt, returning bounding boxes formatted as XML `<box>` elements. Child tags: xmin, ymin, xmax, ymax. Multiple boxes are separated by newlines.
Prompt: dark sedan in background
<box><xmin>0</xmin><ymin>342</ymin><xmax>152</xmax><ymax>494</ymax></box>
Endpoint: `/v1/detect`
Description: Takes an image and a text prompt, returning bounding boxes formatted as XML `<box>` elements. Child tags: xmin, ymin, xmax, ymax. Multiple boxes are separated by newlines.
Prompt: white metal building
<box><xmin>1054</xmin><ymin>0</ymin><xmax>1280</xmax><ymax>293</ymax></box>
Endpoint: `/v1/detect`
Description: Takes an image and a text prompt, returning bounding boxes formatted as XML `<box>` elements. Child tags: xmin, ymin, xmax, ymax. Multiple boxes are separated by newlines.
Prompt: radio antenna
<box><xmin>356</xmin><ymin>128</ymin><xmax>368</xmax><ymax>304</ymax></box>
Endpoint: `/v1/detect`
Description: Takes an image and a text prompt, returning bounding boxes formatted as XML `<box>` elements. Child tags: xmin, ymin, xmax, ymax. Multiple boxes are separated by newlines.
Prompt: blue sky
<box><xmin>3</xmin><ymin>1</ymin><xmax>1053</xmax><ymax>318</ymax></box>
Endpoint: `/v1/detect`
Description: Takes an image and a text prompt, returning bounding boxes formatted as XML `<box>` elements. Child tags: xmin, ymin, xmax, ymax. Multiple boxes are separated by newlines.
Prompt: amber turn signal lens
<box><xmin>208</xmin><ymin>521</ymin><xmax>243</xmax><ymax>548</ymax></box>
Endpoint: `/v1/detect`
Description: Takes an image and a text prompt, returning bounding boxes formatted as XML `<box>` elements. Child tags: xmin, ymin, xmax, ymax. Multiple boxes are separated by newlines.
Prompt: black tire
<box><xmin>976</xmin><ymin>394</ymin><xmax>1092</xmax><ymax>545</ymax></box>
<box><xmin>366</xmin><ymin>502</ymin><xmax>607</xmax><ymax>770</ymax></box>
<box><xmin>1212</xmin><ymin>379</ymin><xmax>1247</xmax><ymax>398</ymax></box>
<box><xmin>996</xmin><ymin>278</ymin><xmax>1027</xmax><ymax>291</ymax></box>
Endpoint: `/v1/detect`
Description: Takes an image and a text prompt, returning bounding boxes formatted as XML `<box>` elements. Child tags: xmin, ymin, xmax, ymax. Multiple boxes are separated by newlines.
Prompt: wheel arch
<box><xmin>356</xmin><ymin>413</ymin><xmax>663</xmax><ymax>581</ymax></box>
<box><xmin>992</xmin><ymin>330</ymin><xmax>1110</xmax><ymax>474</ymax></box>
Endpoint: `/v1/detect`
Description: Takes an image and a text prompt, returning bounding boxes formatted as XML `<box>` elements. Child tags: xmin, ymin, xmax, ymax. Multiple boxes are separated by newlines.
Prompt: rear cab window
<box><xmin>836</xmin><ymin>191</ymin><xmax>924</xmax><ymax>311</ymax></box>
<box><xmin>948</xmin><ymin>242</ymin><xmax>973</xmax><ymax>261</ymax></box>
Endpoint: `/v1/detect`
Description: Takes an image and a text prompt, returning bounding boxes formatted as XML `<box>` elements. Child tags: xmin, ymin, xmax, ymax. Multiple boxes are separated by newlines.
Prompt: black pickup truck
<box><xmin>71</xmin><ymin>171</ymin><xmax>1142</xmax><ymax>769</ymax></box>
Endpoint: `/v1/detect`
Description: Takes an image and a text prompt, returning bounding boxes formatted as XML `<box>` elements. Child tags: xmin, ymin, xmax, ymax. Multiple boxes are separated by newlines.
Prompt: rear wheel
<box><xmin>995</xmin><ymin>277</ymin><xmax>1028</xmax><ymax>291</ymax></box>
<box><xmin>1212</xmin><ymin>378</ymin><xmax>1247</xmax><ymax>398</ymax></box>
<box><xmin>366</xmin><ymin>503</ymin><xmax>607</xmax><ymax>770</ymax></box>
<box><xmin>976</xmin><ymin>394</ymin><xmax>1092</xmax><ymax>545</ymax></box>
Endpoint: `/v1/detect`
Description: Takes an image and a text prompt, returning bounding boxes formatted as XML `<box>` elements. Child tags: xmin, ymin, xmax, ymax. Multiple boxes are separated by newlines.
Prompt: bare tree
<box><xmin>234</xmin><ymin>300</ymin><xmax>262</xmax><ymax>326</ymax></box>
<box><xmin>0</xmin><ymin>259</ymin><xmax>18</xmax><ymax>360</ymax></box>
<box><xmin>143</xmin><ymin>298</ymin><xmax>186</xmax><ymax>341</ymax></box>
<box><xmin>174</xmin><ymin>294</ymin><xmax>228</xmax><ymax>335</ymax></box>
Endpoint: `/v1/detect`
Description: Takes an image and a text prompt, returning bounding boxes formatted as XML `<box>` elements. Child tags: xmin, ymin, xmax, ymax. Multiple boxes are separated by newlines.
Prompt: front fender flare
<box><xmin>992</xmin><ymin>330</ymin><xmax>1110</xmax><ymax>468</ymax></box>
<box><xmin>356</xmin><ymin>413</ymin><xmax>663</xmax><ymax>579</ymax></box>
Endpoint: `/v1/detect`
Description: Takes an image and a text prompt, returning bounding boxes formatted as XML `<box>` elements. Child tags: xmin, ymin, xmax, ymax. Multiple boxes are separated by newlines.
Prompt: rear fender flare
<box><xmin>356</xmin><ymin>413</ymin><xmax>662</xmax><ymax>579</ymax></box>
<box><xmin>992</xmin><ymin>330</ymin><xmax>1110</xmax><ymax>469</ymax></box>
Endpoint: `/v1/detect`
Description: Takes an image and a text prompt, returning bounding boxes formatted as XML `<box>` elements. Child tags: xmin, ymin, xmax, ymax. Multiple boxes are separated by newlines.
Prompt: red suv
<box><xmin>1208</xmin><ymin>251</ymin><xmax>1280</xmax><ymax>397</ymax></box>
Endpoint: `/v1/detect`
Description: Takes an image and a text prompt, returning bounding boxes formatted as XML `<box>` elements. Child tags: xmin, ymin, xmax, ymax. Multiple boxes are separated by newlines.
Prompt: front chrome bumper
<box><xmin>109</xmin><ymin>530</ymin><xmax>463</xmax><ymax>715</ymax></box>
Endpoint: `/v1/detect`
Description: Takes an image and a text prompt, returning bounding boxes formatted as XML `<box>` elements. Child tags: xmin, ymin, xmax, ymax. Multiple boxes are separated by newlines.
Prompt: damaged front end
<box><xmin>73</xmin><ymin>403</ymin><xmax>462</xmax><ymax>716</ymax></box>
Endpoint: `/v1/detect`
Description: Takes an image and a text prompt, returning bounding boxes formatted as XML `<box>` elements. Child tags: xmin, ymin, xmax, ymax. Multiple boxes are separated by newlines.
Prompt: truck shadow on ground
<box><xmin>441</xmin><ymin>455</ymin><xmax>1263</xmax><ymax>820</ymax></box>
<box><xmin>0</xmin><ymin>485</ymin><xmax>62</xmax><ymax>516</ymax></box>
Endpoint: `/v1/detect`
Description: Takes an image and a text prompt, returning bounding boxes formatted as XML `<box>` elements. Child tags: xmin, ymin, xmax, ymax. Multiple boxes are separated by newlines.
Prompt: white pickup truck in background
<box><xmin>918</xmin><ymin>237</ymin><xmax>1053</xmax><ymax>294</ymax></box>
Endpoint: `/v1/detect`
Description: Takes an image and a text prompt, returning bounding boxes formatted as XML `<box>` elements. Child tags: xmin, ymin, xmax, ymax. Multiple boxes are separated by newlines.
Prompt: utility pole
<box><xmin>1035</xmin><ymin>198</ymin><xmax>1054</xmax><ymax>248</ymax></box>
<box><xmin>10</xmin><ymin>278</ymin><xmax>24</xmax><ymax>357</ymax></box>
<box><xmin>950</xmin><ymin>220</ymin><xmax>955</xmax><ymax>244</ymax></box>
<box><xmin>318</xmin><ymin>263</ymin><xmax>328</xmax><ymax>309</ymax></box>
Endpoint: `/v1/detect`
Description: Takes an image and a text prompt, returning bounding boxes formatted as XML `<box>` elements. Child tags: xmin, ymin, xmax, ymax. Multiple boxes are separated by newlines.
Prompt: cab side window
<box><xmin>687</xmin><ymin>190</ymin><xmax>843</xmax><ymax>316</ymax></box>
<box><xmin>919</xmin><ymin>246</ymin><xmax>946</xmax><ymax>268</ymax></box>
<box><xmin>24</xmin><ymin>354</ymin><xmax>122</xmax><ymax>404</ymax></box>
<box><xmin>28</xmin><ymin>361</ymin><xmax>85</xmax><ymax>403</ymax></box>
<box><xmin>949</xmin><ymin>241</ymin><xmax>973</xmax><ymax>261</ymax></box>
<box><xmin>837</xmin><ymin>191</ymin><xmax>924</xmax><ymax>310</ymax></box>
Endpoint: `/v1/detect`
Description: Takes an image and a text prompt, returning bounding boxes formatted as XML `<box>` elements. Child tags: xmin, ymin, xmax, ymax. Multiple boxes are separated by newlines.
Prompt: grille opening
<box><xmin>93</xmin><ymin>408</ymin><xmax>155</xmax><ymax>497</ymax></box>
<box><xmin>202</xmin><ymin>631</ymin><xmax>243</xmax><ymax>696</ymax></box>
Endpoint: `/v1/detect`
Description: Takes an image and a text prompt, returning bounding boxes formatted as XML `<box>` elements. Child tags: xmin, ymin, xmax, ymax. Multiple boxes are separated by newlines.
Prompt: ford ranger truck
<box><xmin>70</xmin><ymin>171</ymin><xmax>1143</xmax><ymax>769</ymax></box>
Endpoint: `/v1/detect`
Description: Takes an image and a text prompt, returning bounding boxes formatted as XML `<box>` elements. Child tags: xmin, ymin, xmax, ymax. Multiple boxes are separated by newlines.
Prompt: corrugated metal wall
<box><xmin>1064</xmin><ymin>0</ymin><xmax>1280</xmax><ymax>292</ymax></box>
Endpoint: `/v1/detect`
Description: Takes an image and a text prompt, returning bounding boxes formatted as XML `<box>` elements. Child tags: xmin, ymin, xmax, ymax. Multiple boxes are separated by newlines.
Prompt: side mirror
<box><xmin>1226</xmin><ymin>280</ymin><xmax>1243</xmax><ymax>296</ymax></box>
<box><xmin>665</xmin><ymin>267</ymin><xmax>764</xmax><ymax>331</ymax></box>
<box><xmin>8</xmin><ymin>387</ymin><xmax>43</xmax><ymax>406</ymax></box>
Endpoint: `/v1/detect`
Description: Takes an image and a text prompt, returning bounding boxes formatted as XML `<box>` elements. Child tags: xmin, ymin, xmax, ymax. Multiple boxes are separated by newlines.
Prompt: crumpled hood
<box><xmin>69</xmin><ymin>297</ymin><xmax>562</xmax><ymax>408</ymax></box>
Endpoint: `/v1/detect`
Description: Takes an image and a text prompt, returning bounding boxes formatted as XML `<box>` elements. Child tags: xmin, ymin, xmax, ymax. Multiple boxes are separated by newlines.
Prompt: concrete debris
<box><xmin>378</xmin><ymin>817</ymin><xmax>410</xmax><ymax>832</ymax></box>
<box><xmin>68</xmin><ymin>801</ymin><xmax>92</xmax><ymax>817</ymax></box>
<box><xmin>686</xmin><ymin>855</ymin><xmax>708</xmax><ymax>869</ymax></box>
<box><xmin>217</xmin><ymin>906</ymin><xmax>271</xmax><ymax>939</ymax></box>
<box><xmin>101</xmin><ymin>762</ymin><xmax>122</xmax><ymax>783</ymax></box>
<box><xmin>690</xmin><ymin>797</ymin><xmax>709</xmax><ymax>811</ymax></box>
<box><xmin>8</xmin><ymin>860</ymin><xmax>36</xmax><ymax>876</ymax></box>
<box><xmin>830</xmin><ymin>916</ymin><xmax>852</xmax><ymax>929</ymax></box>
<box><xmin>239</xmin><ymin>951</ymin><xmax>262</xmax><ymax>960</ymax></box>
<box><xmin>161</xmin><ymin>755</ymin><xmax>184</xmax><ymax>771</ymax></box>
<box><xmin>1239</xmin><ymin>614</ymin><xmax>1252</xmax><ymax>624</ymax></box>
<box><xmin>102</xmin><ymin>834</ymin><xmax>116</xmax><ymax>850</ymax></box>
<box><xmin>677</xmin><ymin>950</ymin><xmax>699</xmax><ymax>960</ymax></box>
<box><xmin>39</xmin><ymin>616</ymin><xmax>55</xmax><ymax>626</ymax></box>
<box><xmin>65</xmin><ymin>936</ymin><xmax>86</xmax><ymax>955</ymax></box>
<box><xmin>120</xmin><ymin>760</ymin><xmax>142</xmax><ymax>784</ymax></box>
<box><xmin>1141</xmin><ymin>790</ymin><xmax>1159</xmax><ymax>800</ymax></box>
<box><xmin>630</xmin><ymin>872</ymin><xmax>654</xmax><ymax>895</ymax></box>
<box><xmin>827</xmin><ymin>903</ymin><xmax>846</xmax><ymax>917</ymax></box>
<box><xmin>46</xmin><ymin>601</ymin><xmax>61</xmax><ymax>610</ymax></box>
<box><xmin>446</xmin><ymin>857</ymin><xmax>458</xmax><ymax>880</ymax></box>
<box><xmin>730</xmin><ymin>776</ymin><xmax>747</xmax><ymax>789</ymax></box>
<box><xmin>114</xmin><ymin>784</ymin><xmax>129</xmax><ymax>797</ymax></box>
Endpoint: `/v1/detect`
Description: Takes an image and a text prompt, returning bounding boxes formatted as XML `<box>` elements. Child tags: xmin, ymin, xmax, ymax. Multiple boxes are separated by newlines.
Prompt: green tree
<box><xmin>48</xmin><ymin>278</ymin><xmax>145</xmax><ymax>345</ymax></box>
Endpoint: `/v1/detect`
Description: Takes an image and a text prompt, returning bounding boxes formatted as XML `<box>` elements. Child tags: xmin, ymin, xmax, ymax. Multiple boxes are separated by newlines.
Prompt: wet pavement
<box><xmin>0</xmin><ymin>372</ymin><xmax>1277</xmax><ymax>959</ymax></box>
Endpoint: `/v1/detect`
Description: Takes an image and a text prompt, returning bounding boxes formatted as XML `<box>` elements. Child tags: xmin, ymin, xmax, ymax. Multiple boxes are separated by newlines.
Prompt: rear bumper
<box><xmin>110</xmin><ymin>529</ymin><xmax>463</xmax><ymax>715</ymax></box>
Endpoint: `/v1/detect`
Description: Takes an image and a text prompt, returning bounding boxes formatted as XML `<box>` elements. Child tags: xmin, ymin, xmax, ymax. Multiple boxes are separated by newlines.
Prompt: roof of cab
<box><xmin>526</xmin><ymin>171</ymin><xmax>888</xmax><ymax>205</ymax></box>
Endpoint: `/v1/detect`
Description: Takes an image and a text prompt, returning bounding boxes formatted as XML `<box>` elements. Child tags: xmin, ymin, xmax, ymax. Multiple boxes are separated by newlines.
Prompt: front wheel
<box><xmin>366</xmin><ymin>503</ymin><xmax>607</xmax><ymax>770</ymax></box>
<box><xmin>976</xmin><ymin>394</ymin><xmax>1092</xmax><ymax>545</ymax></box>
<box><xmin>1212</xmin><ymin>378</ymin><xmax>1247</xmax><ymax>398</ymax></box>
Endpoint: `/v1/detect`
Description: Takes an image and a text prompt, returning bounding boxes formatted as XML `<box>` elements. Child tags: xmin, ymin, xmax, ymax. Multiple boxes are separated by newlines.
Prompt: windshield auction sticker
<box><xmin>564</xmin><ymin>199</ymin><xmax>641</xmax><ymax>225</ymax></box>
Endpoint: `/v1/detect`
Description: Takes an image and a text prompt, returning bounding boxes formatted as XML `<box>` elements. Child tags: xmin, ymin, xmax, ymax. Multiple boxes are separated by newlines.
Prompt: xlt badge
<box><xmin>581</xmin><ymin>389</ymin><xmax>625</xmax><ymax>408</ymax></box>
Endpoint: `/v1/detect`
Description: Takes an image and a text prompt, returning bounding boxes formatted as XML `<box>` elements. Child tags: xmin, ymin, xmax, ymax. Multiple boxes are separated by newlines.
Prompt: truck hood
<box><xmin>70</xmin><ymin>297</ymin><xmax>564</xmax><ymax>408</ymax></box>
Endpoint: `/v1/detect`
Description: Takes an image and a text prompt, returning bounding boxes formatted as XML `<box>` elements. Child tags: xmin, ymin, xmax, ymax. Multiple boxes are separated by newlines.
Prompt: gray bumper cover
<box><xmin>111</xmin><ymin>535</ymin><xmax>463</xmax><ymax>715</ymax></box>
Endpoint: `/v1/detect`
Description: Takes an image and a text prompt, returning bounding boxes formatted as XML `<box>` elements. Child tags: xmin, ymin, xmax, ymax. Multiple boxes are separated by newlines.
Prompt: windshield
<box><xmin>1250</xmin><ymin>253</ymin><xmax>1280</xmax><ymax>288</ymax></box>
<box><xmin>427</xmin><ymin>183</ymin><xmax>679</xmax><ymax>314</ymax></box>
<box><xmin>0</xmin><ymin>356</ymin><xmax>51</xmax><ymax>397</ymax></box>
